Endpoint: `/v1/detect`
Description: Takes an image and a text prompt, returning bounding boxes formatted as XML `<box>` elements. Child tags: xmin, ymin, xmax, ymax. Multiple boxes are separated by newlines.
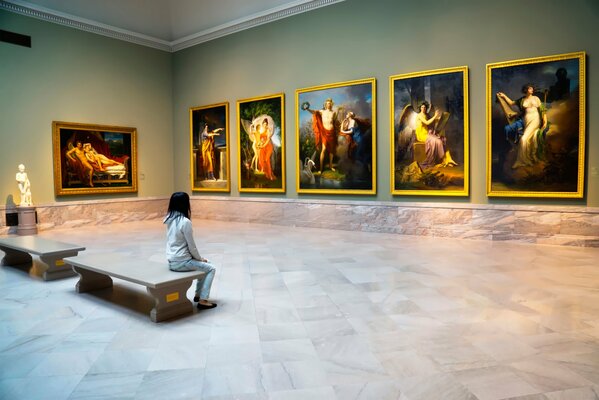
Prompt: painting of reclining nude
<box><xmin>296</xmin><ymin>78</ymin><xmax>376</xmax><ymax>194</ymax></box>
<box><xmin>237</xmin><ymin>93</ymin><xmax>285</xmax><ymax>193</ymax></box>
<box><xmin>190</xmin><ymin>102</ymin><xmax>230</xmax><ymax>192</ymax></box>
<box><xmin>487</xmin><ymin>52</ymin><xmax>586</xmax><ymax>198</ymax></box>
<box><xmin>52</xmin><ymin>121</ymin><xmax>137</xmax><ymax>196</ymax></box>
<box><xmin>391</xmin><ymin>66</ymin><xmax>469</xmax><ymax>196</ymax></box>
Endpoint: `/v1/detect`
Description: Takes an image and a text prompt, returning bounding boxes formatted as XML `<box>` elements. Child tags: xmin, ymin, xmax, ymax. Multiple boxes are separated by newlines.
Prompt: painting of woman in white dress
<box><xmin>487</xmin><ymin>52</ymin><xmax>585</xmax><ymax>198</ymax></box>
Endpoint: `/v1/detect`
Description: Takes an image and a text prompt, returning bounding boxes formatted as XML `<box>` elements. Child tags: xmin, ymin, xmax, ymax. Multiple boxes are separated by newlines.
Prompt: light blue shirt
<box><xmin>165</xmin><ymin>212</ymin><xmax>202</xmax><ymax>262</ymax></box>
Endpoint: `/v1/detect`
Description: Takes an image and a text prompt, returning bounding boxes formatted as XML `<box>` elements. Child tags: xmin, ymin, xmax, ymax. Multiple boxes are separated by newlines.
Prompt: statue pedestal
<box><xmin>17</xmin><ymin>206</ymin><xmax>38</xmax><ymax>235</ymax></box>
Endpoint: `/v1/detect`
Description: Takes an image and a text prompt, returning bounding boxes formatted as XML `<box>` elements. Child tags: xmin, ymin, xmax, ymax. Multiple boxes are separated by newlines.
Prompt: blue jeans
<box><xmin>169</xmin><ymin>259</ymin><xmax>215</xmax><ymax>300</ymax></box>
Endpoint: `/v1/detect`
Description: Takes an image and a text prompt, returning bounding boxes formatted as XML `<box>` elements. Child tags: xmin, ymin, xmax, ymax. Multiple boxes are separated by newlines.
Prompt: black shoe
<box><xmin>197</xmin><ymin>302</ymin><xmax>217</xmax><ymax>310</ymax></box>
<box><xmin>193</xmin><ymin>295</ymin><xmax>199</xmax><ymax>302</ymax></box>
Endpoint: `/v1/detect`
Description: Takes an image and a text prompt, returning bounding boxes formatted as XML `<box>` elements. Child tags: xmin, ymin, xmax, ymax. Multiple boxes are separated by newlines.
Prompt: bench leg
<box><xmin>147</xmin><ymin>281</ymin><xmax>193</xmax><ymax>323</ymax></box>
<box><xmin>72</xmin><ymin>266</ymin><xmax>113</xmax><ymax>292</ymax></box>
<box><xmin>40</xmin><ymin>251</ymin><xmax>80</xmax><ymax>281</ymax></box>
<box><xmin>0</xmin><ymin>246</ymin><xmax>32</xmax><ymax>266</ymax></box>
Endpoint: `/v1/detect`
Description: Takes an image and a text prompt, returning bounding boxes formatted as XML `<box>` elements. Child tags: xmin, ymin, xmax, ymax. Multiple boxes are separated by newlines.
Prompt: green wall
<box><xmin>0</xmin><ymin>10</ymin><xmax>173</xmax><ymax>204</ymax></box>
<box><xmin>173</xmin><ymin>0</ymin><xmax>599</xmax><ymax>206</ymax></box>
<box><xmin>2</xmin><ymin>0</ymin><xmax>599</xmax><ymax>207</ymax></box>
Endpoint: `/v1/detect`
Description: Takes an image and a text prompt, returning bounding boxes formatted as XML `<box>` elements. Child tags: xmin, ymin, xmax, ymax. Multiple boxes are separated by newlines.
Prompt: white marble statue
<box><xmin>16</xmin><ymin>164</ymin><xmax>33</xmax><ymax>206</ymax></box>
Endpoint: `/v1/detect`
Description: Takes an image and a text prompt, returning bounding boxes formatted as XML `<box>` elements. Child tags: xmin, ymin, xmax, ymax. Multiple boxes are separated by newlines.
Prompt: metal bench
<box><xmin>64</xmin><ymin>254</ymin><xmax>204</xmax><ymax>322</ymax></box>
<box><xmin>0</xmin><ymin>236</ymin><xmax>86</xmax><ymax>280</ymax></box>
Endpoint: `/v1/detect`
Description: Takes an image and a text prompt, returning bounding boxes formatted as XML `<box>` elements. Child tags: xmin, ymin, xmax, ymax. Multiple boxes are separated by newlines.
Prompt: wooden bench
<box><xmin>63</xmin><ymin>254</ymin><xmax>204</xmax><ymax>322</ymax></box>
<box><xmin>0</xmin><ymin>236</ymin><xmax>86</xmax><ymax>281</ymax></box>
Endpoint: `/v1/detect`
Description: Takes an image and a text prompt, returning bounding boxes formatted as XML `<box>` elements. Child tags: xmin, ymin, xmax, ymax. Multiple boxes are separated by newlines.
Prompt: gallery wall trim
<box><xmin>2</xmin><ymin>197</ymin><xmax>597</xmax><ymax>247</ymax></box>
<box><xmin>1</xmin><ymin>0</ymin><xmax>345</xmax><ymax>52</ymax></box>
<box><xmin>170</xmin><ymin>0</ymin><xmax>345</xmax><ymax>52</ymax></box>
<box><xmin>0</xmin><ymin>0</ymin><xmax>172</xmax><ymax>51</ymax></box>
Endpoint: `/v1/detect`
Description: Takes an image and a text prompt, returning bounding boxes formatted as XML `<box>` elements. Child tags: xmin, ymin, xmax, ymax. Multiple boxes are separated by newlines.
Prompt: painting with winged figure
<box><xmin>237</xmin><ymin>93</ymin><xmax>285</xmax><ymax>192</ymax></box>
<box><xmin>296</xmin><ymin>78</ymin><xmax>376</xmax><ymax>194</ymax></box>
<box><xmin>190</xmin><ymin>102</ymin><xmax>230</xmax><ymax>192</ymax></box>
<box><xmin>391</xmin><ymin>66</ymin><xmax>469</xmax><ymax>196</ymax></box>
<box><xmin>52</xmin><ymin>121</ymin><xmax>137</xmax><ymax>196</ymax></box>
<box><xmin>487</xmin><ymin>52</ymin><xmax>585</xmax><ymax>198</ymax></box>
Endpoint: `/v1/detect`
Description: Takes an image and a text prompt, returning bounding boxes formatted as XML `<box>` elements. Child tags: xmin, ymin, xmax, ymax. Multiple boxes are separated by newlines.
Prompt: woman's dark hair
<box><xmin>521</xmin><ymin>83</ymin><xmax>535</xmax><ymax>94</ymax></box>
<box><xmin>419</xmin><ymin>101</ymin><xmax>430</xmax><ymax>113</ymax></box>
<box><xmin>165</xmin><ymin>192</ymin><xmax>191</xmax><ymax>222</ymax></box>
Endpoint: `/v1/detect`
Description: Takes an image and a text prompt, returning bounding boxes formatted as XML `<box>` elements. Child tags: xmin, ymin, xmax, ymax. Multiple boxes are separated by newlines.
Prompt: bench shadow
<box><xmin>78</xmin><ymin>280</ymin><xmax>198</xmax><ymax>323</ymax></box>
<box><xmin>3</xmin><ymin>259</ymin><xmax>49</xmax><ymax>280</ymax></box>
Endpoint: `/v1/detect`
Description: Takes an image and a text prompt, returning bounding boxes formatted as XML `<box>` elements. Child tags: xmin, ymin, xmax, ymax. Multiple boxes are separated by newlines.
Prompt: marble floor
<box><xmin>0</xmin><ymin>219</ymin><xmax>598</xmax><ymax>400</ymax></box>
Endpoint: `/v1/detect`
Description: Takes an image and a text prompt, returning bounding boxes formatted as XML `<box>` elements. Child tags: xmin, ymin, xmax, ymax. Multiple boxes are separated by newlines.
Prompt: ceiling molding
<box><xmin>1</xmin><ymin>0</ymin><xmax>345</xmax><ymax>53</ymax></box>
<box><xmin>0</xmin><ymin>0</ymin><xmax>172</xmax><ymax>51</ymax></box>
<box><xmin>170</xmin><ymin>0</ymin><xmax>344</xmax><ymax>52</ymax></box>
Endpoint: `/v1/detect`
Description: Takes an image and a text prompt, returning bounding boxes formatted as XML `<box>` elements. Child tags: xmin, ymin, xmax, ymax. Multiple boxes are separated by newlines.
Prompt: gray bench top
<box><xmin>0</xmin><ymin>236</ymin><xmax>86</xmax><ymax>256</ymax></box>
<box><xmin>64</xmin><ymin>254</ymin><xmax>204</xmax><ymax>289</ymax></box>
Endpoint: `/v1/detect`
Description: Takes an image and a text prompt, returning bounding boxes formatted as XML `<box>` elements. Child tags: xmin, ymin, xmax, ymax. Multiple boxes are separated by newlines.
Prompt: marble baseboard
<box><xmin>191</xmin><ymin>197</ymin><xmax>599</xmax><ymax>248</ymax></box>
<box><xmin>0</xmin><ymin>197</ymin><xmax>167</xmax><ymax>235</ymax></box>
<box><xmin>1</xmin><ymin>197</ymin><xmax>598</xmax><ymax>247</ymax></box>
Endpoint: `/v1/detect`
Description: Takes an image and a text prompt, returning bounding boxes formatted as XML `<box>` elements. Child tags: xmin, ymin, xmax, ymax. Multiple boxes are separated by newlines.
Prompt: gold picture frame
<box><xmin>52</xmin><ymin>121</ymin><xmax>137</xmax><ymax>196</ymax></box>
<box><xmin>390</xmin><ymin>66</ymin><xmax>469</xmax><ymax>196</ymax></box>
<box><xmin>486</xmin><ymin>51</ymin><xmax>585</xmax><ymax>198</ymax></box>
<box><xmin>190</xmin><ymin>102</ymin><xmax>230</xmax><ymax>192</ymax></box>
<box><xmin>295</xmin><ymin>77</ymin><xmax>376</xmax><ymax>194</ymax></box>
<box><xmin>236</xmin><ymin>93</ymin><xmax>285</xmax><ymax>193</ymax></box>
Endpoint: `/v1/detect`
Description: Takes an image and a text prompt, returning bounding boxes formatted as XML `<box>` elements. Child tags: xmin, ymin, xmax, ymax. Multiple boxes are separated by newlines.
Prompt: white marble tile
<box><xmin>377</xmin><ymin>349</ymin><xmax>441</xmax><ymax>378</ymax></box>
<box><xmin>545</xmin><ymin>386</ymin><xmax>599</xmax><ymax>400</ymax></box>
<box><xmin>261</xmin><ymin>339</ymin><xmax>319</xmax><ymax>363</ymax></box>
<box><xmin>303</xmin><ymin>318</ymin><xmax>357</xmax><ymax>339</ymax></box>
<box><xmin>297</xmin><ymin>305</ymin><xmax>343</xmax><ymax>321</ymax></box>
<box><xmin>260</xmin><ymin>360</ymin><xmax>328</xmax><ymax>392</ymax></box>
<box><xmin>312</xmin><ymin>334</ymin><xmax>389</xmax><ymax>385</ymax></box>
<box><xmin>69</xmin><ymin>372</ymin><xmax>145</xmax><ymax>399</ymax></box>
<box><xmin>206</xmin><ymin>343</ymin><xmax>263</xmax><ymax>368</ymax></box>
<box><xmin>267</xmin><ymin>386</ymin><xmax>337</xmax><ymax>400</ymax></box>
<box><xmin>1</xmin><ymin>334</ymin><xmax>67</xmax><ymax>354</ymax></box>
<box><xmin>452</xmin><ymin>365</ymin><xmax>541</xmax><ymax>400</ymax></box>
<box><xmin>0</xmin><ymin>374</ymin><xmax>83</xmax><ymax>400</ymax></box>
<box><xmin>202</xmin><ymin>363</ymin><xmax>263</xmax><ymax>398</ymax></box>
<box><xmin>510</xmin><ymin>357</ymin><xmax>594</xmax><ymax>392</ymax></box>
<box><xmin>147</xmin><ymin>344</ymin><xmax>208</xmax><ymax>371</ymax></box>
<box><xmin>87</xmin><ymin>349</ymin><xmax>155</xmax><ymax>374</ymax></box>
<box><xmin>333</xmin><ymin>380</ymin><xmax>405</xmax><ymax>400</ymax></box>
<box><xmin>426</xmin><ymin>343</ymin><xmax>498</xmax><ymax>372</ymax></box>
<box><xmin>1</xmin><ymin>218</ymin><xmax>598</xmax><ymax>399</ymax></box>
<box><xmin>209</xmin><ymin>324</ymin><xmax>260</xmax><ymax>345</ymax></box>
<box><xmin>0</xmin><ymin>353</ymin><xmax>47</xmax><ymax>379</ymax></box>
<box><xmin>135</xmin><ymin>368</ymin><xmax>204</xmax><ymax>400</ymax></box>
<box><xmin>258</xmin><ymin>322</ymin><xmax>308</xmax><ymax>341</ymax></box>
<box><xmin>28</xmin><ymin>350</ymin><xmax>102</xmax><ymax>377</ymax></box>
<box><xmin>107</xmin><ymin>329</ymin><xmax>165</xmax><ymax>350</ymax></box>
<box><xmin>398</xmin><ymin>372</ymin><xmax>477</xmax><ymax>400</ymax></box>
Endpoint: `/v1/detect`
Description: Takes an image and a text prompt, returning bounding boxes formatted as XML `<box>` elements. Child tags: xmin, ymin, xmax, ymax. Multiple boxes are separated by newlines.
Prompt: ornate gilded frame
<box><xmin>486</xmin><ymin>52</ymin><xmax>585</xmax><ymax>198</ymax></box>
<box><xmin>390</xmin><ymin>66</ymin><xmax>469</xmax><ymax>196</ymax></box>
<box><xmin>295</xmin><ymin>77</ymin><xmax>376</xmax><ymax>195</ymax></box>
<box><xmin>52</xmin><ymin>121</ymin><xmax>137</xmax><ymax>196</ymax></box>
<box><xmin>236</xmin><ymin>93</ymin><xmax>285</xmax><ymax>193</ymax></box>
<box><xmin>190</xmin><ymin>102</ymin><xmax>231</xmax><ymax>192</ymax></box>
